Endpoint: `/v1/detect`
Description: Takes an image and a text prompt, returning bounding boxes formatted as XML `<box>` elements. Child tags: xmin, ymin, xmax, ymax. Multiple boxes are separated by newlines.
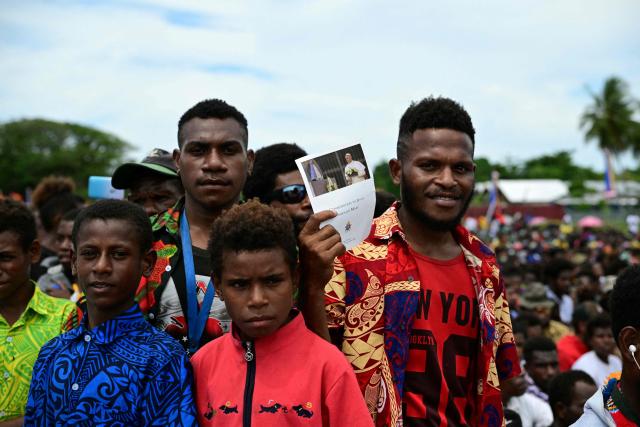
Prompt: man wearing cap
<box><xmin>111</xmin><ymin>148</ymin><xmax>183</xmax><ymax>217</ymax></box>
<box><xmin>519</xmin><ymin>282</ymin><xmax>571</xmax><ymax>343</ymax></box>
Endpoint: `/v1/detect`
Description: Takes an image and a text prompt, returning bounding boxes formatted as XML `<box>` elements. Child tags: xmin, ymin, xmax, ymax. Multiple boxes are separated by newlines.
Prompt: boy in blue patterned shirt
<box><xmin>25</xmin><ymin>200</ymin><xmax>196</xmax><ymax>426</ymax></box>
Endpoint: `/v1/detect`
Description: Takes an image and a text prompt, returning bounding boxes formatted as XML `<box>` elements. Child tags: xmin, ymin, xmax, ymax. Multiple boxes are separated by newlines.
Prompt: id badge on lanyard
<box><xmin>180</xmin><ymin>209</ymin><xmax>215</xmax><ymax>355</ymax></box>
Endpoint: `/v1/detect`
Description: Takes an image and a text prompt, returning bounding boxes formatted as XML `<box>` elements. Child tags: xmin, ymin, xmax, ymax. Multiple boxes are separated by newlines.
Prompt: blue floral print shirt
<box><xmin>24</xmin><ymin>304</ymin><xmax>197</xmax><ymax>427</ymax></box>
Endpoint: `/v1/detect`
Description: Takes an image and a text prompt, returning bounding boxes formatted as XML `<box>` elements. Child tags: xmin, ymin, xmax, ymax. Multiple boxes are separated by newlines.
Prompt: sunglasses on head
<box><xmin>265</xmin><ymin>184</ymin><xmax>307</xmax><ymax>204</ymax></box>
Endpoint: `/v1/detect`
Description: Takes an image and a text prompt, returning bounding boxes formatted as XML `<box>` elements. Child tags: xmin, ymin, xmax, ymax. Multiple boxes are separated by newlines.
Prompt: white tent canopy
<box><xmin>477</xmin><ymin>179</ymin><xmax>568</xmax><ymax>204</ymax></box>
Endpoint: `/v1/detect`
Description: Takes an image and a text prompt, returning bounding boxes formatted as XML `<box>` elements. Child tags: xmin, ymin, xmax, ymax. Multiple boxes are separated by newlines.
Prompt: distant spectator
<box><xmin>519</xmin><ymin>282</ymin><xmax>571</xmax><ymax>343</ymax></box>
<box><xmin>572</xmin><ymin>314</ymin><xmax>621</xmax><ymax>387</ymax></box>
<box><xmin>243</xmin><ymin>143</ymin><xmax>312</xmax><ymax>234</ymax></box>
<box><xmin>111</xmin><ymin>148</ymin><xmax>183</xmax><ymax>217</ymax></box>
<box><xmin>503</xmin><ymin>265</ymin><xmax>525</xmax><ymax>317</ymax></box>
<box><xmin>548</xmin><ymin>370</ymin><xmax>596</xmax><ymax>427</ymax></box>
<box><xmin>573</xmin><ymin>265</ymin><xmax>640</xmax><ymax>425</ymax></box>
<box><xmin>502</xmin><ymin>373</ymin><xmax>553</xmax><ymax>427</ymax></box>
<box><xmin>544</xmin><ymin>258</ymin><xmax>575</xmax><ymax>324</ymax></box>
<box><xmin>575</xmin><ymin>267</ymin><xmax>601</xmax><ymax>303</ymax></box>
<box><xmin>30</xmin><ymin>176</ymin><xmax>84</xmax><ymax>277</ymax></box>
<box><xmin>598</xmin><ymin>275</ymin><xmax>616</xmax><ymax>314</ymax></box>
<box><xmin>519</xmin><ymin>312</ymin><xmax>544</xmax><ymax>338</ymax></box>
<box><xmin>37</xmin><ymin>208</ymin><xmax>83</xmax><ymax>301</ymax></box>
<box><xmin>513</xmin><ymin>313</ymin><xmax>543</xmax><ymax>363</ymax></box>
<box><xmin>512</xmin><ymin>318</ymin><xmax>528</xmax><ymax>362</ymax></box>
<box><xmin>523</xmin><ymin>336</ymin><xmax>559</xmax><ymax>403</ymax></box>
<box><xmin>556</xmin><ymin>301</ymin><xmax>600</xmax><ymax>371</ymax></box>
<box><xmin>626</xmin><ymin>213</ymin><xmax>639</xmax><ymax>237</ymax></box>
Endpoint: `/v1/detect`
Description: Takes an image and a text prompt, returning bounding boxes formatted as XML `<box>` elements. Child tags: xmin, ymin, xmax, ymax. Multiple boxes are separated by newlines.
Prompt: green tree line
<box><xmin>0</xmin><ymin>119</ymin><xmax>131</xmax><ymax>195</ymax></box>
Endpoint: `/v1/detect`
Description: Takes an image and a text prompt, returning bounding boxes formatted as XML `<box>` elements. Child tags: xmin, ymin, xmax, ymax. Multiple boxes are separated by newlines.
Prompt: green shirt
<box><xmin>0</xmin><ymin>285</ymin><xmax>78</xmax><ymax>421</ymax></box>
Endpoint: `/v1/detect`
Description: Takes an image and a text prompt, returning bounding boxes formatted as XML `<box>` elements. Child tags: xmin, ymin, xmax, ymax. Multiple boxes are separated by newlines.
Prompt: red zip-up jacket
<box><xmin>191</xmin><ymin>312</ymin><xmax>373</xmax><ymax>427</ymax></box>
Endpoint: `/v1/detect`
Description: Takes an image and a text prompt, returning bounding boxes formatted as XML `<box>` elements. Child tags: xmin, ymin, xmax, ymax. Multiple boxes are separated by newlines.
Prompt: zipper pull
<box><xmin>244</xmin><ymin>341</ymin><xmax>254</xmax><ymax>362</ymax></box>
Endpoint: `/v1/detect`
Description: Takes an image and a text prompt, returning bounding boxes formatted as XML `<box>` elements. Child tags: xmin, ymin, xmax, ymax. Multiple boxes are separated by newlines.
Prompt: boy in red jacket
<box><xmin>191</xmin><ymin>200</ymin><xmax>372</xmax><ymax>426</ymax></box>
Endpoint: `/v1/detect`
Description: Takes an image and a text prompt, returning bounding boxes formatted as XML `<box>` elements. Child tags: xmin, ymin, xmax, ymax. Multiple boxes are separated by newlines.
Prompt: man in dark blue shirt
<box><xmin>25</xmin><ymin>200</ymin><xmax>196</xmax><ymax>426</ymax></box>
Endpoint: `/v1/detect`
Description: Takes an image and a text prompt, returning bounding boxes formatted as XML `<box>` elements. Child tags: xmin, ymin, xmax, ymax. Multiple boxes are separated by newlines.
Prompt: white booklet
<box><xmin>296</xmin><ymin>143</ymin><xmax>375</xmax><ymax>249</ymax></box>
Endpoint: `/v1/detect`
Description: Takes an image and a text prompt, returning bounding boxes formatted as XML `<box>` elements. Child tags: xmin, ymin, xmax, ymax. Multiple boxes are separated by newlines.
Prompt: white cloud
<box><xmin>1</xmin><ymin>0</ymin><xmax>638</xmax><ymax>173</ymax></box>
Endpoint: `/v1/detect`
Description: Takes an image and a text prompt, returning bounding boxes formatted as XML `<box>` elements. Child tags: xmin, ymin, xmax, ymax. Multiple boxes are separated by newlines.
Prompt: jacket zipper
<box><xmin>243</xmin><ymin>341</ymin><xmax>256</xmax><ymax>427</ymax></box>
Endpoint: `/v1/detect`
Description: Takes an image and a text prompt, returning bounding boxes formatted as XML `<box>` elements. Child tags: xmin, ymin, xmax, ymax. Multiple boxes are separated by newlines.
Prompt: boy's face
<box><xmin>216</xmin><ymin>248</ymin><xmax>296</xmax><ymax>341</ymax></box>
<box><xmin>72</xmin><ymin>219</ymin><xmax>154</xmax><ymax>315</ymax></box>
<box><xmin>0</xmin><ymin>231</ymin><xmax>40</xmax><ymax>300</ymax></box>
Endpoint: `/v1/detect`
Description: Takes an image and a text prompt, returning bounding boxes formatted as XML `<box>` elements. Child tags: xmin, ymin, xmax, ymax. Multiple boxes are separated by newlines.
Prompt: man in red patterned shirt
<box><xmin>301</xmin><ymin>96</ymin><xmax>521</xmax><ymax>427</ymax></box>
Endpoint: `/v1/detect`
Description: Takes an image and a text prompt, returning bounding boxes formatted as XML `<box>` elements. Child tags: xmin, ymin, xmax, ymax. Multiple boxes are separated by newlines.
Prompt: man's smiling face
<box><xmin>392</xmin><ymin>128</ymin><xmax>475</xmax><ymax>231</ymax></box>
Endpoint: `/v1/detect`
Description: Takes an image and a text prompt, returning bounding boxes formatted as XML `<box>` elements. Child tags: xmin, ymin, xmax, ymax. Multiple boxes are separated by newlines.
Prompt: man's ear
<box><xmin>389</xmin><ymin>158</ymin><xmax>402</xmax><ymax>186</ymax></box>
<box><xmin>71</xmin><ymin>248</ymin><xmax>77</xmax><ymax>276</ymax></box>
<box><xmin>173</xmin><ymin>148</ymin><xmax>181</xmax><ymax>174</ymax></box>
<box><xmin>28</xmin><ymin>240</ymin><xmax>41</xmax><ymax>264</ymax></box>
<box><xmin>246</xmin><ymin>149</ymin><xmax>255</xmax><ymax>176</ymax></box>
<box><xmin>212</xmin><ymin>271</ymin><xmax>224</xmax><ymax>300</ymax></box>
<box><xmin>619</xmin><ymin>326</ymin><xmax>640</xmax><ymax>364</ymax></box>
<box><xmin>141</xmin><ymin>249</ymin><xmax>157</xmax><ymax>278</ymax></box>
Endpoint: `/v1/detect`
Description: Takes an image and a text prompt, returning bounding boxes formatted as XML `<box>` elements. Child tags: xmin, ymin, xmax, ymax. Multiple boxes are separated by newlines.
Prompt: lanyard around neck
<box><xmin>180</xmin><ymin>209</ymin><xmax>215</xmax><ymax>355</ymax></box>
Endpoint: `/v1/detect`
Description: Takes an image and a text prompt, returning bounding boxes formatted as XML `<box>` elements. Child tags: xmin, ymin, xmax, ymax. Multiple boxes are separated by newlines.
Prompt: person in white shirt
<box><xmin>502</xmin><ymin>373</ymin><xmax>554</xmax><ymax>427</ymax></box>
<box><xmin>626</xmin><ymin>213</ymin><xmax>639</xmax><ymax>236</ymax></box>
<box><xmin>343</xmin><ymin>153</ymin><xmax>367</xmax><ymax>185</ymax></box>
<box><xmin>544</xmin><ymin>258</ymin><xmax>575</xmax><ymax>325</ymax></box>
<box><xmin>571</xmin><ymin>314</ymin><xmax>622</xmax><ymax>386</ymax></box>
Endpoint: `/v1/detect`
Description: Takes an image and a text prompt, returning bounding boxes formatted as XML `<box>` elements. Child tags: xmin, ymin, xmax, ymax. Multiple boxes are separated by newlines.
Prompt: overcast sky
<box><xmin>1</xmin><ymin>0</ymin><xmax>639</xmax><ymax>173</ymax></box>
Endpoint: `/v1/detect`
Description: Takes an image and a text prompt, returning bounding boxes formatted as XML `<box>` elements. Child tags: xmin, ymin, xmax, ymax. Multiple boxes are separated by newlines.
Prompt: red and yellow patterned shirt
<box><xmin>324</xmin><ymin>204</ymin><xmax>521</xmax><ymax>427</ymax></box>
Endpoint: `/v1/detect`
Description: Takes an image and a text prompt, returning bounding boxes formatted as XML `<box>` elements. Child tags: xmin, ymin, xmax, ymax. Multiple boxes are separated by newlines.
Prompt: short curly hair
<box><xmin>523</xmin><ymin>336</ymin><xmax>556</xmax><ymax>363</ymax></box>
<box><xmin>0</xmin><ymin>199</ymin><xmax>37</xmax><ymax>250</ymax></box>
<box><xmin>209</xmin><ymin>199</ymin><xmax>297</xmax><ymax>277</ymax></box>
<box><xmin>243</xmin><ymin>143</ymin><xmax>307</xmax><ymax>201</ymax></box>
<box><xmin>397</xmin><ymin>96</ymin><xmax>475</xmax><ymax>160</ymax></box>
<box><xmin>610</xmin><ymin>265</ymin><xmax>640</xmax><ymax>343</ymax></box>
<box><xmin>72</xmin><ymin>200</ymin><xmax>152</xmax><ymax>254</ymax></box>
<box><xmin>177</xmin><ymin>99</ymin><xmax>248</xmax><ymax>147</ymax></box>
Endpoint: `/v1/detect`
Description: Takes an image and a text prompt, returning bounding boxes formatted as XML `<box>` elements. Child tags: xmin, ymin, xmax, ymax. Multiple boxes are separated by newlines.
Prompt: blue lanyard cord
<box><xmin>179</xmin><ymin>209</ymin><xmax>215</xmax><ymax>354</ymax></box>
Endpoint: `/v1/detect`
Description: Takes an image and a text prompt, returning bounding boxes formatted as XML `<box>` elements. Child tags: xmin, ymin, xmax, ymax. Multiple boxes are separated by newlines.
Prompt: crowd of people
<box><xmin>1</xmin><ymin>96</ymin><xmax>639</xmax><ymax>427</ymax></box>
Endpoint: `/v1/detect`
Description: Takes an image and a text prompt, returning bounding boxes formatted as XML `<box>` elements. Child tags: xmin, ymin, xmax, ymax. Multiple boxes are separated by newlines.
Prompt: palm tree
<box><xmin>580</xmin><ymin>76</ymin><xmax>640</xmax><ymax>157</ymax></box>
